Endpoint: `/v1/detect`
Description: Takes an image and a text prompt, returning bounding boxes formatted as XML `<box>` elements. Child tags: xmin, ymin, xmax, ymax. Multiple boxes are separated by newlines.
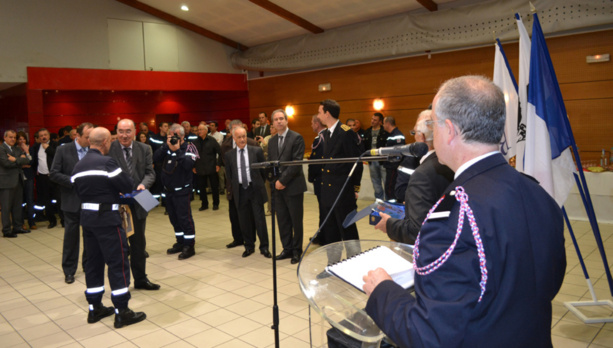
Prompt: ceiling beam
<box><xmin>417</xmin><ymin>0</ymin><xmax>438</xmax><ymax>12</ymax></box>
<box><xmin>248</xmin><ymin>0</ymin><xmax>324</xmax><ymax>34</ymax></box>
<box><xmin>115</xmin><ymin>0</ymin><xmax>248</xmax><ymax>51</ymax></box>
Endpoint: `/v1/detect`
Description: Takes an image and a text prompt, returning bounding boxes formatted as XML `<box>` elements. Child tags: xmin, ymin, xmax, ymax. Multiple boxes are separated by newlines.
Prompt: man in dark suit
<box><xmin>268</xmin><ymin>109</ymin><xmax>307</xmax><ymax>264</ymax></box>
<box><xmin>317</xmin><ymin>99</ymin><xmax>363</xmax><ymax>251</ymax></box>
<box><xmin>224</xmin><ymin>126</ymin><xmax>271</xmax><ymax>258</ymax></box>
<box><xmin>110</xmin><ymin>119</ymin><xmax>161</xmax><ymax>287</ymax></box>
<box><xmin>193</xmin><ymin>123</ymin><xmax>221</xmax><ymax>211</ymax></box>
<box><xmin>253</xmin><ymin>112</ymin><xmax>271</xmax><ymax>144</ymax></box>
<box><xmin>375</xmin><ymin>111</ymin><xmax>454</xmax><ymax>244</ymax></box>
<box><xmin>219</xmin><ymin>120</ymin><xmax>259</xmax><ymax>249</ymax></box>
<box><xmin>364</xmin><ymin>76</ymin><xmax>566</xmax><ymax>347</ymax></box>
<box><xmin>50</xmin><ymin>122</ymin><xmax>94</xmax><ymax>284</ymax></box>
<box><xmin>0</xmin><ymin>130</ymin><xmax>31</xmax><ymax>238</ymax></box>
<box><xmin>30</xmin><ymin>128</ymin><xmax>59</xmax><ymax>228</ymax></box>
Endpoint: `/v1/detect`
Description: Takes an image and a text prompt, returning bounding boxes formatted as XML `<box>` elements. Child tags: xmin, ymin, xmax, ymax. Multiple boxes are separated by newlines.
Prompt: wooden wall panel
<box><xmin>249</xmin><ymin>29</ymin><xmax>613</xmax><ymax>161</ymax></box>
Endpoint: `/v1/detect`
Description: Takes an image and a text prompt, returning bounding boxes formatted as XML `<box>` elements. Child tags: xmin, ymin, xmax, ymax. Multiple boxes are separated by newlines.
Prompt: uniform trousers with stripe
<box><xmin>82</xmin><ymin>211</ymin><xmax>131</xmax><ymax>309</ymax></box>
<box><xmin>166</xmin><ymin>189</ymin><xmax>195</xmax><ymax>246</ymax></box>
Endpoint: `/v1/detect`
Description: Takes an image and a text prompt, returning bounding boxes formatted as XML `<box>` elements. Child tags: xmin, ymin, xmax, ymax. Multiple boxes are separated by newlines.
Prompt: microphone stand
<box><xmin>250</xmin><ymin>154</ymin><xmax>397</xmax><ymax>348</ymax></box>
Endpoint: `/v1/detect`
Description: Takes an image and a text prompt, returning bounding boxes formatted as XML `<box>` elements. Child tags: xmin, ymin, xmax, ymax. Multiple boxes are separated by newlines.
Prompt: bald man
<box><xmin>71</xmin><ymin>127</ymin><xmax>146</xmax><ymax>328</ymax></box>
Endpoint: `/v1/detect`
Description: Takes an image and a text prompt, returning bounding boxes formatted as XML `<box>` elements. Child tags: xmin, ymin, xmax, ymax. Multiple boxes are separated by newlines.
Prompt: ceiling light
<box><xmin>181</xmin><ymin>5</ymin><xmax>189</xmax><ymax>11</ymax></box>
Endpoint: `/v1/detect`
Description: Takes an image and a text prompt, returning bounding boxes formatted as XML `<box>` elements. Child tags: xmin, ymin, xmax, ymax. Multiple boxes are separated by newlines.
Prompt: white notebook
<box><xmin>325</xmin><ymin>245</ymin><xmax>414</xmax><ymax>293</ymax></box>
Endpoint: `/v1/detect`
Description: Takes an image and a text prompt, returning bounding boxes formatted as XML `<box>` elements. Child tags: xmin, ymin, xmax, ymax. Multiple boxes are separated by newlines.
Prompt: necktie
<box><xmin>239</xmin><ymin>148</ymin><xmax>248</xmax><ymax>189</ymax></box>
<box><xmin>278</xmin><ymin>136</ymin><xmax>284</xmax><ymax>150</ymax></box>
<box><xmin>261</xmin><ymin>127</ymin><xmax>265</xmax><ymax>136</ymax></box>
<box><xmin>323</xmin><ymin>130</ymin><xmax>331</xmax><ymax>153</ymax></box>
<box><xmin>124</xmin><ymin>147</ymin><xmax>133</xmax><ymax>176</ymax></box>
<box><xmin>78</xmin><ymin>147</ymin><xmax>86</xmax><ymax>160</ymax></box>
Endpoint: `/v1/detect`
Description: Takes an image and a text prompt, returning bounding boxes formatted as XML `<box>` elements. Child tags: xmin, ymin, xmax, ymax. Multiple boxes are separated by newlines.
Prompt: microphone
<box><xmin>369</xmin><ymin>142</ymin><xmax>429</xmax><ymax>157</ymax></box>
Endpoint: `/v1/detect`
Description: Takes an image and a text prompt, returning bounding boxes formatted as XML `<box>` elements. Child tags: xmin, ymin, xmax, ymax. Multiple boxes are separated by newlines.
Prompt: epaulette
<box><xmin>340</xmin><ymin>124</ymin><xmax>351</xmax><ymax>131</ymax></box>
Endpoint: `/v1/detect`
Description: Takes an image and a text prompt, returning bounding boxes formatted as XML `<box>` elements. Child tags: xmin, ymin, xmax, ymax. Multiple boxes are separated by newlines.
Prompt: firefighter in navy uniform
<box><xmin>153</xmin><ymin>124</ymin><xmax>198</xmax><ymax>260</ymax></box>
<box><xmin>70</xmin><ymin>127</ymin><xmax>146</xmax><ymax>328</ymax></box>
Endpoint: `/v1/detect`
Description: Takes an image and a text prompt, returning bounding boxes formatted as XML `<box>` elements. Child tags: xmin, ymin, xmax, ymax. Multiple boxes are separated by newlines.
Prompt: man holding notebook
<box><xmin>363</xmin><ymin>76</ymin><xmax>566</xmax><ymax>347</ymax></box>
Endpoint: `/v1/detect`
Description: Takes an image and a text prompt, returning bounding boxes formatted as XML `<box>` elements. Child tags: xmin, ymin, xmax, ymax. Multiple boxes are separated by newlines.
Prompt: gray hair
<box><xmin>435</xmin><ymin>75</ymin><xmax>505</xmax><ymax>145</ymax></box>
<box><xmin>271</xmin><ymin>109</ymin><xmax>287</xmax><ymax>121</ymax></box>
<box><xmin>229</xmin><ymin>119</ymin><xmax>244</xmax><ymax>132</ymax></box>
<box><xmin>383</xmin><ymin>116</ymin><xmax>396</xmax><ymax>126</ymax></box>
<box><xmin>181</xmin><ymin>121</ymin><xmax>191</xmax><ymax>127</ymax></box>
<box><xmin>169</xmin><ymin>124</ymin><xmax>185</xmax><ymax>137</ymax></box>
<box><xmin>4</xmin><ymin>129</ymin><xmax>16</xmax><ymax>137</ymax></box>
<box><xmin>197</xmin><ymin>123</ymin><xmax>209</xmax><ymax>131</ymax></box>
<box><xmin>415</xmin><ymin>110</ymin><xmax>433</xmax><ymax>142</ymax></box>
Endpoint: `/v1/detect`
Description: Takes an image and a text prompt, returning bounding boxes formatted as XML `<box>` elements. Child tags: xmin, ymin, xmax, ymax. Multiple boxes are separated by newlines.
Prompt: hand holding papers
<box><xmin>325</xmin><ymin>246</ymin><xmax>414</xmax><ymax>293</ymax></box>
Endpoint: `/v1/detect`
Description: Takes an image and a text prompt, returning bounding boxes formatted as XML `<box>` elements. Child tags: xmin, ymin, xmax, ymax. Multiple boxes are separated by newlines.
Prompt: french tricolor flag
<box><xmin>522</xmin><ymin>13</ymin><xmax>576</xmax><ymax>207</ymax></box>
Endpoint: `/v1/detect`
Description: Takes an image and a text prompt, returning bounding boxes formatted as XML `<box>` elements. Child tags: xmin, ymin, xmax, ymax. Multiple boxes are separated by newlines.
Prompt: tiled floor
<box><xmin>1</xmin><ymin>194</ymin><xmax>612</xmax><ymax>347</ymax></box>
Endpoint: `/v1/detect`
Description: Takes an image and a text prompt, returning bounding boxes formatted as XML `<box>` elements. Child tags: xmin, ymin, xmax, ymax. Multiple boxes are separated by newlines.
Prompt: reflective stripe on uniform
<box><xmin>70</xmin><ymin>168</ymin><xmax>123</xmax><ymax>183</ymax></box>
<box><xmin>111</xmin><ymin>287</ymin><xmax>129</xmax><ymax>296</ymax></box>
<box><xmin>86</xmin><ymin>286</ymin><xmax>105</xmax><ymax>294</ymax></box>
<box><xmin>398</xmin><ymin>166</ymin><xmax>415</xmax><ymax>175</ymax></box>
<box><xmin>81</xmin><ymin>203</ymin><xmax>120</xmax><ymax>211</ymax></box>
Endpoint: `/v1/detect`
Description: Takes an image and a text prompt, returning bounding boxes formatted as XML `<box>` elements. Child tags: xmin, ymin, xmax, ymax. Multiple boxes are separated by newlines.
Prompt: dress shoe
<box><xmin>212</xmin><ymin>205</ymin><xmax>219</xmax><ymax>211</ymax></box>
<box><xmin>144</xmin><ymin>250</ymin><xmax>149</xmax><ymax>258</ymax></box>
<box><xmin>3</xmin><ymin>232</ymin><xmax>17</xmax><ymax>238</ymax></box>
<box><xmin>47</xmin><ymin>221</ymin><xmax>57</xmax><ymax>229</ymax></box>
<box><xmin>260</xmin><ymin>249</ymin><xmax>272</xmax><ymax>258</ymax></box>
<box><xmin>65</xmin><ymin>274</ymin><xmax>75</xmax><ymax>284</ymax></box>
<box><xmin>199</xmin><ymin>206</ymin><xmax>209</xmax><ymax>211</ymax></box>
<box><xmin>316</xmin><ymin>270</ymin><xmax>332</xmax><ymax>280</ymax></box>
<box><xmin>60</xmin><ymin>220</ymin><xmax>65</xmax><ymax>228</ymax></box>
<box><xmin>87</xmin><ymin>303</ymin><xmax>114</xmax><ymax>324</ymax></box>
<box><xmin>167</xmin><ymin>243</ymin><xmax>183</xmax><ymax>254</ymax></box>
<box><xmin>13</xmin><ymin>228</ymin><xmax>31</xmax><ymax>234</ymax></box>
<box><xmin>275</xmin><ymin>250</ymin><xmax>292</xmax><ymax>260</ymax></box>
<box><xmin>114</xmin><ymin>307</ymin><xmax>146</xmax><ymax>328</ymax></box>
<box><xmin>178</xmin><ymin>245</ymin><xmax>195</xmax><ymax>260</ymax></box>
<box><xmin>291</xmin><ymin>251</ymin><xmax>301</xmax><ymax>264</ymax></box>
<box><xmin>309</xmin><ymin>236</ymin><xmax>321</xmax><ymax>245</ymax></box>
<box><xmin>242</xmin><ymin>249</ymin><xmax>254</xmax><ymax>258</ymax></box>
<box><xmin>134</xmin><ymin>280</ymin><xmax>160</xmax><ymax>290</ymax></box>
<box><xmin>30</xmin><ymin>224</ymin><xmax>37</xmax><ymax>230</ymax></box>
<box><xmin>226</xmin><ymin>240</ymin><xmax>242</xmax><ymax>249</ymax></box>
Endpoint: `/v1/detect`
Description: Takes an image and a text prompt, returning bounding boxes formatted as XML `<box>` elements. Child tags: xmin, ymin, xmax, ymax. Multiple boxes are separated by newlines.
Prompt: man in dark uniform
<box><xmin>153</xmin><ymin>124</ymin><xmax>198</xmax><ymax>260</ymax></box>
<box><xmin>71</xmin><ymin>127</ymin><xmax>146</xmax><ymax>328</ymax></box>
<box><xmin>382</xmin><ymin>116</ymin><xmax>406</xmax><ymax>201</ymax></box>
<box><xmin>317</xmin><ymin>99</ymin><xmax>363</xmax><ymax>257</ymax></box>
<box><xmin>364</xmin><ymin>76</ymin><xmax>566</xmax><ymax>347</ymax></box>
<box><xmin>307</xmin><ymin>115</ymin><xmax>326</xmax><ymax>245</ymax></box>
<box><xmin>149</xmin><ymin>122</ymin><xmax>169</xmax><ymax>203</ymax></box>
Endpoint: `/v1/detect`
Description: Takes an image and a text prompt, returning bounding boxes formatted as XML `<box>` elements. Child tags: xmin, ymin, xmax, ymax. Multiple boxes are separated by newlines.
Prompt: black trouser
<box><xmin>62</xmin><ymin>211</ymin><xmax>86</xmax><ymax>276</ymax></box>
<box><xmin>129</xmin><ymin>212</ymin><xmax>148</xmax><ymax>283</ymax></box>
<box><xmin>197</xmin><ymin>173</ymin><xmax>219</xmax><ymax>208</ymax></box>
<box><xmin>385</xmin><ymin>168</ymin><xmax>398</xmax><ymax>201</ymax></box>
<box><xmin>228</xmin><ymin>196</ymin><xmax>244</xmax><ymax>244</ymax></box>
<box><xmin>83</xmin><ymin>216</ymin><xmax>131</xmax><ymax>309</ymax></box>
<box><xmin>0</xmin><ymin>181</ymin><xmax>23</xmax><ymax>233</ymax></box>
<box><xmin>166</xmin><ymin>190</ymin><xmax>195</xmax><ymax>246</ymax></box>
<box><xmin>35</xmin><ymin>174</ymin><xmax>57</xmax><ymax>223</ymax></box>
<box><xmin>320</xmin><ymin>190</ymin><xmax>361</xmax><ymax>263</ymax></box>
<box><xmin>275</xmin><ymin>190</ymin><xmax>304</xmax><ymax>253</ymax></box>
<box><xmin>237</xmin><ymin>185</ymin><xmax>269</xmax><ymax>252</ymax></box>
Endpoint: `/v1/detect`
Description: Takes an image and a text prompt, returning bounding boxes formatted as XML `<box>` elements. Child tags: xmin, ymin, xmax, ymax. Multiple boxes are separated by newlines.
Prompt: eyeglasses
<box><xmin>410</xmin><ymin>130</ymin><xmax>418</xmax><ymax>136</ymax></box>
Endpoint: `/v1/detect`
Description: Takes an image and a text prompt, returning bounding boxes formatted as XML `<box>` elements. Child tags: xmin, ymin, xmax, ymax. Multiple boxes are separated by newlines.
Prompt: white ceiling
<box><xmin>136</xmin><ymin>0</ymin><xmax>476</xmax><ymax>48</ymax></box>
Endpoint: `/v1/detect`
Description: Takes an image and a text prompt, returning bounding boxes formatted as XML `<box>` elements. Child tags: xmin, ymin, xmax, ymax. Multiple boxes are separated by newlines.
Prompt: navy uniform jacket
<box><xmin>321</xmin><ymin>123</ymin><xmax>363</xmax><ymax>202</ymax></box>
<box><xmin>153</xmin><ymin>142</ymin><xmax>197</xmax><ymax>192</ymax></box>
<box><xmin>387</xmin><ymin>152</ymin><xmax>454</xmax><ymax>244</ymax></box>
<box><xmin>366</xmin><ymin>153</ymin><xmax>566</xmax><ymax>348</ymax></box>
<box><xmin>308</xmin><ymin>131</ymin><xmax>325</xmax><ymax>196</ymax></box>
<box><xmin>70</xmin><ymin>149</ymin><xmax>134</xmax><ymax>227</ymax></box>
<box><xmin>383</xmin><ymin>127</ymin><xmax>405</xmax><ymax>170</ymax></box>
